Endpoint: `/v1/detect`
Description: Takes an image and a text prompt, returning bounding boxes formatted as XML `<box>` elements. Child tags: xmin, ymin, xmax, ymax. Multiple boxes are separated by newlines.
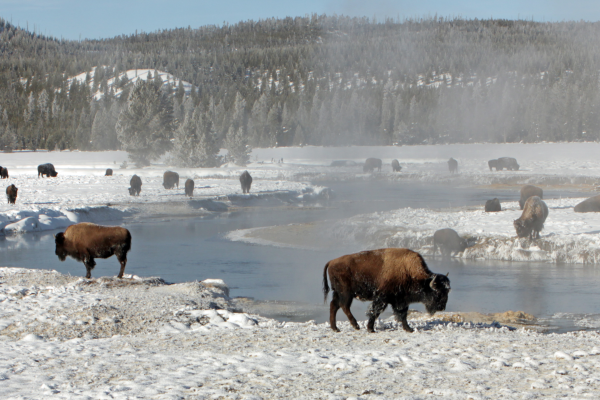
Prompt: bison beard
<box><xmin>322</xmin><ymin>248</ymin><xmax>450</xmax><ymax>333</ymax></box>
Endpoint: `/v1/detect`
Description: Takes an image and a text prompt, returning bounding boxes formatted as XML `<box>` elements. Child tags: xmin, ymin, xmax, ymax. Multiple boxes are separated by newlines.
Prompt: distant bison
<box><xmin>519</xmin><ymin>185</ymin><xmax>543</xmax><ymax>210</ymax></box>
<box><xmin>0</xmin><ymin>167</ymin><xmax>8</xmax><ymax>179</ymax></box>
<box><xmin>514</xmin><ymin>196</ymin><xmax>548</xmax><ymax>239</ymax></box>
<box><xmin>55</xmin><ymin>222</ymin><xmax>132</xmax><ymax>279</ymax></box>
<box><xmin>6</xmin><ymin>184</ymin><xmax>17</xmax><ymax>204</ymax></box>
<box><xmin>105</xmin><ymin>168</ymin><xmax>113</xmax><ymax>176</ymax></box>
<box><xmin>489</xmin><ymin>157</ymin><xmax>519</xmax><ymax>171</ymax></box>
<box><xmin>38</xmin><ymin>163</ymin><xmax>58</xmax><ymax>177</ymax></box>
<box><xmin>240</xmin><ymin>170</ymin><xmax>252</xmax><ymax>194</ymax></box>
<box><xmin>163</xmin><ymin>171</ymin><xmax>180</xmax><ymax>189</ymax></box>
<box><xmin>433</xmin><ymin>228</ymin><xmax>468</xmax><ymax>257</ymax></box>
<box><xmin>128</xmin><ymin>175</ymin><xmax>142</xmax><ymax>196</ymax></box>
<box><xmin>323</xmin><ymin>248</ymin><xmax>451</xmax><ymax>333</ymax></box>
<box><xmin>391</xmin><ymin>159</ymin><xmax>402</xmax><ymax>172</ymax></box>
<box><xmin>448</xmin><ymin>158</ymin><xmax>458</xmax><ymax>174</ymax></box>
<box><xmin>574</xmin><ymin>195</ymin><xmax>600</xmax><ymax>213</ymax></box>
<box><xmin>485</xmin><ymin>198</ymin><xmax>502</xmax><ymax>212</ymax></box>
<box><xmin>363</xmin><ymin>158</ymin><xmax>382</xmax><ymax>173</ymax></box>
<box><xmin>185</xmin><ymin>178</ymin><xmax>195</xmax><ymax>197</ymax></box>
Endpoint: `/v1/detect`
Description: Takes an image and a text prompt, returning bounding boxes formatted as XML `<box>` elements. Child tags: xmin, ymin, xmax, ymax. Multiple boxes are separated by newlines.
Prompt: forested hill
<box><xmin>1</xmin><ymin>15</ymin><xmax>600</xmax><ymax>156</ymax></box>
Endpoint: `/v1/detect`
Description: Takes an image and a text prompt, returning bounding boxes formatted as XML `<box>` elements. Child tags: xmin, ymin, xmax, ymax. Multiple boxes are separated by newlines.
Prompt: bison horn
<box><xmin>446</xmin><ymin>272</ymin><xmax>449</xmax><ymax>277</ymax></box>
<box><xmin>430</xmin><ymin>275</ymin><xmax>437</xmax><ymax>289</ymax></box>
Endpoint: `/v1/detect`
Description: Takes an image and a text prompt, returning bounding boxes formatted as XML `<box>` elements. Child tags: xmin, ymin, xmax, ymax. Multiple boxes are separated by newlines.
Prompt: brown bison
<box><xmin>363</xmin><ymin>158</ymin><xmax>382</xmax><ymax>173</ymax></box>
<box><xmin>433</xmin><ymin>228</ymin><xmax>468</xmax><ymax>257</ymax></box>
<box><xmin>574</xmin><ymin>195</ymin><xmax>600</xmax><ymax>213</ymax></box>
<box><xmin>240</xmin><ymin>170</ymin><xmax>252</xmax><ymax>194</ymax></box>
<box><xmin>128</xmin><ymin>175</ymin><xmax>142</xmax><ymax>196</ymax></box>
<box><xmin>489</xmin><ymin>157</ymin><xmax>519</xmax><ymax>171</ymax></box>
<box><xmin>485</xmin><ymin>198</ymin><xmax>502</xmax><ymax>212</ymax></box>
<box><xmin>0</xmin><ymin>167</ymin><xmax>8</xmax><ymax>179</ymax></box>
<box><xmin>55</xmin><ymin>222</ymin><xmax>132</xmax><ymax>279</ymax></box>
<box><xmin>105</xmin><ymin>168</ymin><xmax>113</xmax><ymax>176</ymax></box>
<box><xmin>514</xmin><ymin>196</ymin><xmax>548</xmax><ymax>239</ymax></box>
<box><xmin>323</xmin><ymin>248</ymin><xmax>451</xmax><ymax>333</ymax></box>
<box><xmin>38</xmin><ymin>163</ymin><xmax>58</xmax><ymax>177</ymax></box>
<box><xmin>6</xmin><ymin>184</ymin><xmax>17</xmax><ymax>204</ymax></box>
<box><xmin>519</xmin><ymin>185</ymin><xmax>543</xmax><ymax>210</ymax></box>
<box><xmin>163</xmin><ymin>171</ymin><xmax>180</xmax><ymax>189</ymax></box>
<box><xmin>185</xmin><ymin>178</ymin><xmax>195</xmax><ymax>197</ymax></box>
<box><xmin>391</xmin><ymin>159</ymin><xmax>402</xmax><ymax>172</ymax></box>
<box><xmin>448</xmin><ymin>158</ymin><xmax>458</xmax><ymax>174</ymax></box>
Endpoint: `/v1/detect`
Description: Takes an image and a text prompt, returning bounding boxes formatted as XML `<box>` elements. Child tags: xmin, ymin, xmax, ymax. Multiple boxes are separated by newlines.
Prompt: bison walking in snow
<box><xmin>54</xmin><ymin>222</ymin><xmax>132</xmax><ymax>279</ymax></box>
<box><xmin>433</xmin><ymin>228</ymin><xmax>468</xmax><ymax>257</ymax></box>
<box><xmin>38</xmin><ymin>163</ymin><xmax>58</xmax><ymax>177</ymax></box>
<box><xmin>519</xmin><ymin>185</ymin><xmax>543</xmax><ymax>210</ymax></box>
<box><xmin>128</xmin><ymin>175</ymin><xmax>142</xmax><ymax>196</ymax></box>
<box><xmin>323</xmin><ymin>248</ymin><xmax>451</xmax><ymax>333</ymax></box>
<box><xmin>163</xmin><ymin>171</ymin><xmax>180</xmax><ymax>189</ymax></box>
<box><xmin>363</xmin><ymin>158</ymin><xmax>382</xmax><ymax>173</ymax></box>
<box><xmin>514</xmin><ymin>196</ymin><xmax>548</xmax><ymax>239</ymax></box>
<box><xmin>6</xmin><ymin>184</ymin><xmax>17</xmax><ymax>204</ymax></box>
<box><xmin>185</xmin><ymin>178</ymin><xmax>195</xmax><ymax>197</ymax></box>
<box><xmin>391</xmin><ymin>159</ymin><xmax>402</xmax><ymax>172</ymax></box>
<box><xmin>485</xmin><ymin>198</ymin><xmax>502</xmax><ymax>212</ymax></box>
<box><xmin>240</xmin><ymin>170</ymin><xmax>252</xmax><ymax>194</ymax></box>
<box><xmin>448</xmin><ymin>158</ymin><xmax>458</xmax><ymax>174</ymax></box>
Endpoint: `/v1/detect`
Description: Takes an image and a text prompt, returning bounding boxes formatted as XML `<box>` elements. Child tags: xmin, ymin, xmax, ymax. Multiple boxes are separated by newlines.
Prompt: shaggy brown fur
<box><xmin>129</xmin><ymin>175</ymin><xmax>142</xmax><ymax>196</ymax></box>
<box><xmin>185</xmin><ymin>178</ymin><xmax>195</xmax><ymax>197</ymax></box>
<box><xmin>485</xmin><ymin>198</ymin><xmax>502</xmax><ymax>212</ymax></box>
<box><xmin>55</xmin><ymin>222</ymin><xmax>132</xmax><ymax>279</ymax></box>
<box><xmin>163</xmin><ymin>171</ymin><xmax>179</xmax><ymax>189</ymax></box>
<box><xmin>239</xmin><ymin>170</ymin><xmax>252</xmax><ymax>194</ymax></box>
<box><xmin>0</xmin><ymin>167</ymin><xmax>8</xmax><ymax>179</ymax></box>
<box><xmin>519</xmin><ymin>185</ymin><xmax>543</xmax><ymax>210</ymax></box>
<box><xmin>363</xmin><ymin>158</ymin><xmax>382</xmax><ymax>173</ymax></box>
<box><xmin>105</xmin><ymin>168</ymin><xmax>113</xmax><ymax>176</ymax></box>
<box><xmin>6</xmin><ymin>184</ymin><xmax>17</xmax><ymax>204</ymax></box>
<box><xmin>323</xmin><ymin>248</ymin><xmax>451</xmax><ymax>333</ymax></box>
<box><xmin>391</xmin><ymin>159</ymin><xmax>402</xmax><ymax>172</ymax></box>
<box><xmin>574</xmin><ymin>195</ymin><xmax>600</xmax><ymax>213</ymax></box>
<box><xmin>514</xmin><ymin>196</ymin><xmax>548</xmax><ymax>239</ymax></box>
<box><xmin>448</xmin><ymin>158</ymin><xmax>458</xmax><ymax>174</ymax></box>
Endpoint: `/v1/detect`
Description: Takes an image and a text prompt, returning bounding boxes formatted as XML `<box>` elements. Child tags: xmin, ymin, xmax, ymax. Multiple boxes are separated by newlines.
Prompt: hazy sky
<box><xmin>1</xmin><ymin>0</ymin><xmax>599</xmax><ymax>41</ymax></box>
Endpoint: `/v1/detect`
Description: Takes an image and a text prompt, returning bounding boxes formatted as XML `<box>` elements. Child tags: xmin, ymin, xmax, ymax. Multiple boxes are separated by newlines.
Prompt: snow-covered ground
<box><xmin>2</xmin><ymin>267</ymin><xmax>600</xmax><ymax>399</ymax></box>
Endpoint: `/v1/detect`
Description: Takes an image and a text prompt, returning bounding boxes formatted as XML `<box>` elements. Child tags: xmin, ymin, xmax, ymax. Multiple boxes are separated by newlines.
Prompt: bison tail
<box><xmin>322</xmin><ymin>262</ymin><xmax>330</xmax><ymax>303</ymax></box>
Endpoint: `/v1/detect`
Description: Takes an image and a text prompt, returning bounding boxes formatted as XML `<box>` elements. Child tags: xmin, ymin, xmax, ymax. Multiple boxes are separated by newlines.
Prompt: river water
<box><xmin>2</xmin><ymin>181</ymin><xmax>598</xmax><ymax>332</ymax></box>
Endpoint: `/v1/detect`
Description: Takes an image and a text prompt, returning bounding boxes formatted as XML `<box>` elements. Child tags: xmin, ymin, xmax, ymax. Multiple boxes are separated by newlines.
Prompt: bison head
<box><xmin>513</xmin><ymin>219</ymin><xmax>531</xmax><ymax>238</ymax></box>
<box><xmin>54</xmin><ymin>232</ymin><xmax>67</xmax><ymax>261</ymax></box>
<box><xmin>50</xmin><ymin>171</ymin><xmax>58</xmax><ymax>177</ymax></box>
<box><xmin>424</xmin><ymin>273</ymin><xmax>451</xmax><ymax>315</ymax></box>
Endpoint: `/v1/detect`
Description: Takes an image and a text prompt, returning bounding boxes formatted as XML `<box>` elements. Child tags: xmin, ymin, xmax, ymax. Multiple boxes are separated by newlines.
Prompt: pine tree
<box><xmin>225</xmin><ymin>125</ymin><xmax>251</xmax><ymax>166</ymax></box>
<box><xmin>172</xmin><ymin>108</ymin><xmax>219</xmax><ymax>167</ymax></box>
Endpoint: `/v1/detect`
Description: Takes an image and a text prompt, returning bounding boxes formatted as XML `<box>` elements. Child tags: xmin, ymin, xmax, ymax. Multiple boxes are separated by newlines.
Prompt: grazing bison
<box><xmin>6</xmin><ymin>184</ymin><xmax>17</xmax><ymax>204</ymax></box>
<box><xmin>240</xmin><ymin>170</ymin><xmax>252</xmax><ymax>194</ymax></box>
<box><xmin>574</xmin><ymin>195</ymin><xmax>600</xmax><ymax>213</ymax></box>
<box><xmin>185</xmin><ymin>178</ymin><xmax>195</xmax><ymax>197</ymax></box>
<box><xmin>485</xmin><ymin>198</ymin><xmax>502</xmax><ymax>212</ymax></box>
<box><xmin>489</xmin><ymin>157</ymin><xmax>519</xmax><ymax>171</ymax></box>
<box><xmin>433</xmin><ymin>228</ymin><xmax>468</xmax><ymax>257</ymax></box>
<box><xmin>448</xmin><ymin>158</ymin><xmax>458</xmax><ymax>174</ymax></box>
<box><xmin>519</xmin><ymin>185</ymin><xmax>543</xmax><ymax>210</ymax></box>
<box><xmin>163</xmin><ymin>171</ymin><xmax>180</xmax><ymax>189</ymax></box>
<box><xmin>38</xmin><ymin>163</ymin><xmax>58</xmax><ymax>177</ymax></box>
<box><xmin>0</xmin><ymin>167</ymin><xmax>8</xmax><ymax>179</ymax></box>
<box><xmin>363</xmin><ymin>158</ymin><xmax>382</xmax><ymax>173</ymax></box>
<box><xmin>391</xmin><ymin>159</ymin><xmax>402</xmax><ymax>172</ymax></box>
<box><xmin>128</xmin><ymin>175</ymin><xmax>142</xmax><ymax>196</ymax></box>
<box><xmin>323</xmin><ymin>248</ymin><xmax>450</xmax><ymax>333</ymax></box>
<box><xmin>514</xmin><ymin>196</ymin><xmax>548</xmax><ymax>239</ymax></box>
<box><xmin>54</xmin><ymin>222</ymin><xmax>131</xmax><ymax>279</ymax></box>
<box><xmin>105</xmin><ymin>168</ymin><xmax>113</xmax><ymax>176</ymax></box>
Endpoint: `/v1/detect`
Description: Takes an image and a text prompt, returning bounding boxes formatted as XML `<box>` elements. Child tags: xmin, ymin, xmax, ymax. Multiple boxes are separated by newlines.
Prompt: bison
<box><xmin>489</xmin><ymin>157</ymin><xmax>519</xmax><ymax>171</ymax></box>
<box><xmin>574</xmin><ymin>195</ymin><xmax>600</xmax><ymax>213</ymax></box>
<box><xmin>519</xmin><ymin>185</ymin><xmax>543</xmax><ymax>210</ymax></box>
<box><xmin>128</xmin><ymin>174</ymin><xmax>142</xmax><ymax>196</ymax></box>
<box><xmin>488</xmin><ymin>159</ymin><xmax>498</xmax><ymax>171</ymax></box>
<box><xmin>391</xmin><ymin>159</ymin><xmax>402</xmax><ymax>172</ymax></box>
<box><xmin>448</xmin><ymin>158</ymin><xmax>458</xmax><ymax>174</ymax></box>
<box><xmin>185</xmin><ymin>178</ymin><xmax>195</xmax><ymax>197</ymax></box>
<box><xmin>105</xmin><ymin>168</ymin><xmax>113</xmax><ymax>176</ymax></box>
<box><xmin>54</xmin><ymin>222</ymin><xmax>131</xmax><ymax>279</ymax></box>
<box><xmin>0</xmin><ymin>167</ymin><xmax>8</xmax><ymax>179</ymax></box>
<box><xmin>485</xmin><ymin>198</ymin><xmax>502</xmax><ymax>212</ymax></box>
<box><xmin>433</xmin><ymin>228</ymin><xmax>468</xmax><ymax>257</ymax></box>
<box><xmin>323</xmin><ymin>248</ymin><xmax>450</xmax><ymax>333</ymax></box>
<box><xmin>163</xmin><ymin>171</ymin><xmax>180</xmax><ymax>189</ymax></box>
<box><xmin>240</xmin><ymin>170</ymin><xmax>252</xmax><ymax>194</ymax></box>
<box><xmin>38</xmin><ymin>163</ymin><xmax>58</xmax><ymax>177</ymax></box>
<box><xmin>363</xmin><ymin>158</ymin><xmax>382</xmax><ymax>173</ymax></box>
<box><xmin>6</xmin><ymin>184</ymin><xmax>17</xmax><ymax>204</ymax></box>
<box><xmin>514</xmin><ymin>196</ymin><xmax>548</xmax><ymax>239</ymax></box>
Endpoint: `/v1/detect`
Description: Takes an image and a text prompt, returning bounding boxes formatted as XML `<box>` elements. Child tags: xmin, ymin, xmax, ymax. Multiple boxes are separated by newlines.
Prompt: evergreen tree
<box><xmin>172</xmin><ymin>108</ymin><xmax>219</xmax><ymax>167</ymax></box>
<box><xmin>225</xmin><ymin>125</ymin><xmax>251</xmax><ymax>166</ymax></box>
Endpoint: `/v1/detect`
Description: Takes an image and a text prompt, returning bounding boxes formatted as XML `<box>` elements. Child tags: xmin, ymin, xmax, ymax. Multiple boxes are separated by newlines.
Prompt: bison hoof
<box><xmin>403</xmin><ymin>327</ymin><xmax>414</xmax><ymax>333</ymax></box>
<box><xmin>331</xmin><ymin>327</ymin><xmax>340</xmax><ymax>332</ymax></box>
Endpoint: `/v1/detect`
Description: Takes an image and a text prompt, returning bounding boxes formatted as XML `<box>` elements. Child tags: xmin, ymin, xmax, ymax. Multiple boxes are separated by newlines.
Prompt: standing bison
<box><xmin>163</xmin><ymin>171</ymin><xmax>180</xmax><ymax>189</ymax></box>
<box><xmin>514</xmin><ymin>196</ymin><xmax>548</xmax><ymax>239</ymax></box>
<box><xmin>6</xmin><ymin>184</ymin><xmax>17</xmax><ymax>204</ymax></box>
<box><xmin>488</xmin><ymin>157</ymin><xmax>519</xmax><ymax>171</ymax></box>
<box><xmin>323</xmin><ymin>248</ymin><xmax>451</xmax><ymax>333</ymax></box>
<box><xmin>38</xmin><ymin>163</ymin><xmax>58</xmax><ymax>177</ymax></box>
<box><xmin>519</xmin><ymin>185</ymin><xmax>543</xmax><ymax>210</ymax></box>
<box><xmin>240</xmin><ymin>170</ymin><xmax>252</xmax><ymax>194</ymax></box>
<box><xmin>105</xmin><ymin>168</ymin><xmax>113</xmax><ymax>176</ymax></box>
<box><xmin>574</xmin><ymin>195</ymin><xmax>600</xmax><ymax>213</ymax></box>
<box><xmin>433</xmin><ymin>228</ymin><xmax>468</xmax><ymax>257</ymax></box>
<box><xmin>485</xmin><ymin>198</ymin><xmax>502</xmax><ymax>212</ymax></box>
<box><xmin>391</xmin><ymin>159</ymin><xmax>402</xmax><ymax>172</ymax></box>
<box><xmin>0</xmin><ymin>167</ymin><xmax>8</xmax><ymax>179</ymax></box>
<box><xmin>363</xmin><ymin>158</ymin><xmax>382</xmax><ymax>173</ymax></box>
<box><xmin>448</xmin><ymin>158</ymin><xmax>458</xmax><ymax>174</ymax></box>
<box><xmin>54</xmin><ymin>222</ymin><xmax>131</xmax><ymax>279</ymax></box>
<box><xmin>185</xmin><ymin>178</ymin><xmax>195</xmax><ymax>197</ymax></box>
<box><xmin>128</xmin><ymin>175</ymin><xmax>142</xmax><ymax>196</ymax></box>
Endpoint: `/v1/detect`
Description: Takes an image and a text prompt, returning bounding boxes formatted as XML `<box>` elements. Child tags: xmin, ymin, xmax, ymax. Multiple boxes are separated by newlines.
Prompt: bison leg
<box><xmin>83</xmin><ymin>257</ymin><xmax>96</xmax><ymax>279</ymax></box>
<box><xmin>366</xmin><ymin>297</ymin><xmax>388</xmax><ymax>333</ymax></box>
<box><xmin>391</xmin><ymin>304</ymin><xmax>414</xmax><ymax>333</ymax></box>
<box><xmin>340</xmin><ymin>296</ymin><xmax>360</xmax><ymax>330</ymax></box>
<box><xmin>329</xmin><ymin>291</ymin><xmax>341</xmax><ymax>332</ymax></box>
<box><xmin>117</xmin><ymin>256</ymin><xmax>127</xmax><ymax>279</ymax></box>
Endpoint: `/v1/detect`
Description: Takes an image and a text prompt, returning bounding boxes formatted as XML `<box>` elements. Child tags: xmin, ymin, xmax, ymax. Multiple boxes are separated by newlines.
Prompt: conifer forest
<box><xmin>1</xmin><ymin>15</ymin><xmax>600</xmax><ymax>165</ymax></box>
